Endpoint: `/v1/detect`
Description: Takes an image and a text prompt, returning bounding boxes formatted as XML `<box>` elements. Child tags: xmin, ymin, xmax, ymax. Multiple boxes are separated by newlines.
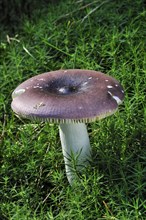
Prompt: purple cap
<box><xmin>11</xmin><ymin>69</ymin><xmax>124</xmax><ymax>123</ymax></box>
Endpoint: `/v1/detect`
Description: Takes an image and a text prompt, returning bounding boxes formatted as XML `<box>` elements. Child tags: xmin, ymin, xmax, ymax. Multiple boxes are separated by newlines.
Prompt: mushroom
<box><xmin>11</xmin><ymin>69</ymin><xmax>124</xmax><ymax>185</ymax></box>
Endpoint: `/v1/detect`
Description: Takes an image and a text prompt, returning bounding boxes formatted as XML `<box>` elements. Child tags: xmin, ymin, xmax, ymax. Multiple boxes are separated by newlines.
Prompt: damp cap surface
<box><xmin>11</xmin><ymin>69</ymin><xmax>124</xmax><ymax>123</ymax></box>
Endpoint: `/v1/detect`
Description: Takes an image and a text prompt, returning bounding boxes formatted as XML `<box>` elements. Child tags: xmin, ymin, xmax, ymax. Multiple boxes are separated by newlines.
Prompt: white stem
<box><xmin>59</xmin><ymin>123</ymin><xmax>91</xmax><ymax>185</ymax></box>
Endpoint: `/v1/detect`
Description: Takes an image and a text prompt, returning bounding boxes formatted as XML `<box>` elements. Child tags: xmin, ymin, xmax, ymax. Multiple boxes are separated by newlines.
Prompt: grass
<box><xmin>0</xmin><ymin>0</ymin><xmax>146</xmax><ymax>219</ymax></box>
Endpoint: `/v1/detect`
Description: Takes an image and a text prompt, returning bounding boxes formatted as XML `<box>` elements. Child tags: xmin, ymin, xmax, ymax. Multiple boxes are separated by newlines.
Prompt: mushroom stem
<box><xmin>59</xmin><ymin>123</ymin><xmax>91</xmax><ymax>185</ymax></box>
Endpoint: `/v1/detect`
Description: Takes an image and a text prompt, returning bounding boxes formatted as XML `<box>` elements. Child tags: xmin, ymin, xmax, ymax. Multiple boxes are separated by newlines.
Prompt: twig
<box><xmin>6</xmin><ymin>34</ymin><xmax>20</xmax><ymax>44</ymax></box>
<box><xmin>81</xmin><ymin>0</ymin><xmax>110</xmax><ymax>23</ymax></box>
<box><xmin>54</xmin><ymin>0</ymin><xmax>105</xmax><ymax>23</ymax></box>
<box><xmin>103</xmin><ymin>200</ymin><xmax>114</xmax><ymax>217</ymax></box>
<box><xmin>23</xmin><ymin>45</ymin><xmax>35</xmax><ymax>59</ymax></box>
<box><xmin>43</xmin><ymin>40</ymin><xmax>87</xmax><ymax>65</ymax></box>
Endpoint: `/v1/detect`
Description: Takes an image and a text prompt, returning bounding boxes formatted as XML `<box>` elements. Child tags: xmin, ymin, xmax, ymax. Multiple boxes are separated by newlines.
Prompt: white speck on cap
<box><xmin>12</xmin><ymin>89</ymin><xmax>26</xmax><ymax>99</ymax></box>
<box><xmin>58</xmin><ymin>87</ymin><xmax>66</xmax><ymax>93</ymax></box>
<box><xmin>107</xmin><ymin>85</ymin><xmax>113</xmax><ymax>89</ymax></box>
<box><xmin>112</xmin><ymin>96</ymin><xmax>122</xmax><ymax>104</ymax></box>
<box><xmin>33</xmin><ymin>86</ymin><xmax>40</xmax><ymax>88</ymax></box>
<box><xmin>82</xmin><ymin>82</ymin><xmax>88</xmax><ymax>86</ymax></box>
<box><xmin>108</xmin><ymin>91</ymin><xmax>122</xmax><ymax>105</ymax></box>
<box><xmin>37</xmin><ymin>78</ymin><xmax>45</xmax><ymax>81</ymax></box>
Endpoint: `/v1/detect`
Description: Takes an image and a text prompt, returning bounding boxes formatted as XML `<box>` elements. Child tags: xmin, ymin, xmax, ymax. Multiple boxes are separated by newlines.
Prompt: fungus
<box><xmin>11</xmin><ymin>69</ymin><xmax>124</xmax><ymax>185</ymax></box>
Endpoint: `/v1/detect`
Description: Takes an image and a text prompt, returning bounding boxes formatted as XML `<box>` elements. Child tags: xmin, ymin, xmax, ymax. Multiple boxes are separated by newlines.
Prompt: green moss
<box><xmin>0</xmin><ymin>0</ymin><xmax>146</xmax><ymax>219</ymax></box>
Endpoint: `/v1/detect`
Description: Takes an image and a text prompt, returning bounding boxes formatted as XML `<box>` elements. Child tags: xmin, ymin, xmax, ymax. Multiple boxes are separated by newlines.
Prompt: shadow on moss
<box><xmin>0</xmin><ymin>0</ymin><xmax>59</xmax><ymax>31</ymax></box>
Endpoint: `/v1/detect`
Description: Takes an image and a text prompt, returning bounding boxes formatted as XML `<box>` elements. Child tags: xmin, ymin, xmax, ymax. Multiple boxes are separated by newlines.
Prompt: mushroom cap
<box><xmin>11</xmin><ymin>69</ymin><xmax>124</xmax><ymax>123</ymax></box>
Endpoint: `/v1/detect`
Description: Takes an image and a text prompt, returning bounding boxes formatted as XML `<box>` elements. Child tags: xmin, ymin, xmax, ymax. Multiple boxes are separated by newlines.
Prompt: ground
<box><xmin>0</xmin><ymin>0</ymin><xmax>146</xmax><ymax>219</ymax></box>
